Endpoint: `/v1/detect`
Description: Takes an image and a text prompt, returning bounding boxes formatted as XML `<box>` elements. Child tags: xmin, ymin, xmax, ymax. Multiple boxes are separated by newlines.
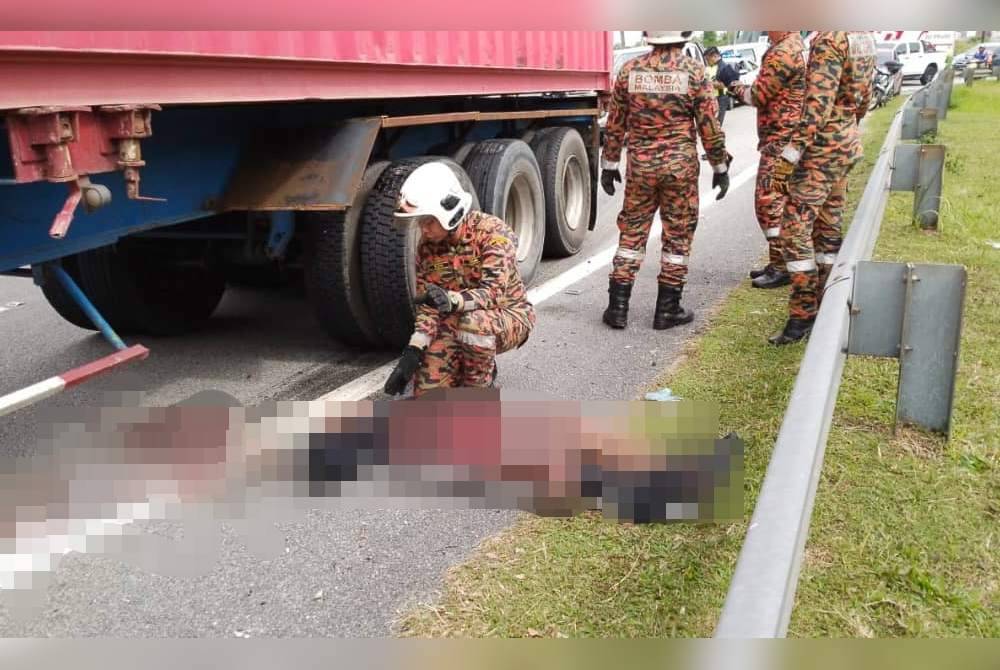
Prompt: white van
<box><xmin>719</xmin><ymin>41</ymin><xmax>769</xmax><ymax>70</ymax></box>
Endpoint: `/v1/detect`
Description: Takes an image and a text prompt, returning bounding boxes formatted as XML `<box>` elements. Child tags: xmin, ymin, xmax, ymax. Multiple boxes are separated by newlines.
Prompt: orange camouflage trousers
<box><xmin>755</xmin><ymin>151</ymin><xmax>787</xmax><ymax>270</ymax></box>
<box><xmin>413</xmin><ymin>305</ymin><xmax>534</xmax><ymax>397</ymax></box>
<box><xmin>609</xmin><ymin>163</ymin><xmax>700</xmax><ymax>287</ymax></box>
<box><xmin>780</xmin><ymin>157</ymin><xmax>857</xmax><ymax>320</ymax></box>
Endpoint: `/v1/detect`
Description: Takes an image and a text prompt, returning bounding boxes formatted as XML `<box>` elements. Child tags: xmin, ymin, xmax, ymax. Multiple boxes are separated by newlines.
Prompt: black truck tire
<box><xmin>359</xmin><ymin>156</ymin><xmax>479</xmax><ymax>349</ymax></box>
<box><xmin>302</xmin><ymin>160</ymin><xmax>389</xmax><ymax>348</ymax></box>
<box><xmin>76</xmin><ymin>238</ymin><xmax>226</xmax><ymax>336</ymax></box>
<box><xmin>462</xmin><ymin>139</ymin><xmax>546</xmax><ymax>285</ymax></box>
<box><xmin>921</xmin><ymin>64</ymin><xmax>938</xmax><ymax>85</ymax></box>
<box><xmin>35</xmin><ymin>256</ymin><xmax>98</xmax><ymax>331</ymax></box>
<box><xmin>531</xmin><ymin>127</ymin><xmax>591</xmax><ymax>258</ymax></box>
<box><xmin>524</xmin><ymin>126</ymin><xmax>559</xmax><ymax>152</ymax></box>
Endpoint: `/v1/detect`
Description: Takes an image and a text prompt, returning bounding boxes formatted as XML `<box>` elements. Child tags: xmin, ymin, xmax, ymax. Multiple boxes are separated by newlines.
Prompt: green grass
<box><xmin>395</xmin><ymin>85</ymin><xmax>1000</xmax><ymax>638</ymax></box>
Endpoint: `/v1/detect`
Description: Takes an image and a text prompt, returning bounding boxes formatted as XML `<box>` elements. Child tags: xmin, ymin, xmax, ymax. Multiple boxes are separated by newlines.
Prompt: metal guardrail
<box><xmin>713</xmin><ymin>68</ymin><xmax>956</xmax><ymax>638</ymax></box>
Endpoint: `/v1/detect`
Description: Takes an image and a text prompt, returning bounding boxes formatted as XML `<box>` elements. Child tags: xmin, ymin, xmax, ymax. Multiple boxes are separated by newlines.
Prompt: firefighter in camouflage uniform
<box><xmin>768</xmin><ymin>30</ymin><xmax>876</xmax><ymax>345</ymax></box>
<box><xmin>384</xmin><ymin>162</ymin><xmax>535</xmax><ymax>397</ymax></box>
<box><xmin>729</xmin><ymin>31</ymin><xmax>807</xmax><ymax>290</ymax></box>
<box><xmin>600</xmin><ymin>30</ymin><xmax>731</xmax><ymax>331</ymax></box>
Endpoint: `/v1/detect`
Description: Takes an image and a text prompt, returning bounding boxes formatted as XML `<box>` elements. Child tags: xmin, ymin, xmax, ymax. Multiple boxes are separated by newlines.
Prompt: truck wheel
<box><xmin>302</xmin><ymin>161</ymin><xmax>389</xmax><ymax>348</ymax></box>
<box><xmin>76</xmin><ymin>238</ymin><xmax>226</xmax><ymax>336</ymax></box>
<box><xmin>34</xmin><ymin>256</ymin><xmax>98</xmax><ymax>331</ymax></box>
<box><xmin>462</xmin><ymin>139</ymin><xmax>546</xmax><ymax>285</ymax></box>
<box><xmin>523</xmin><ymin>126</ymin><xmax>559</xmax><ymax>152</ymax></box>
<box><xmin>921</xmin><ymin>64</ymin><xmax>938</xmax><ymax>85</ymax></box>
<box><xmin>427</xmin><ymin>141</ymin><xmax>478</xmax><ymax>166</ymax></box>
<box><xmin>359</xmin><ymin>156</ymin><xmax>480</xmax><ymax>349</ymax></box>
<box><xmin>531</xmin><ymin>127</ymin><xmax>591</xmax><ymax>258</ymax></box>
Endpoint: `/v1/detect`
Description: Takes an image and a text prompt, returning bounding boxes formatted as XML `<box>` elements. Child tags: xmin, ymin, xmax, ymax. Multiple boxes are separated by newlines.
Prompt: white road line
<box><xmin>0</xmin><ymin>166</ymin><xmax>758</xmax><ymax>590</ymax></box>
<box><xmin>318</xmin><ymin>165</ymin><xmax>758</xmax><ymax>403</ymax></box>
<box><xmin>1</xmin><ymin>501</ymin><xmax>163</xmax><ymax>590</ymax></box>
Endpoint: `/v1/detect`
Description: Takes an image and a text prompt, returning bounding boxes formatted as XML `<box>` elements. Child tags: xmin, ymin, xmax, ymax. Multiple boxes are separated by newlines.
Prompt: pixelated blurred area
<box><xmin>2</xmin><ymin>388</ymin><xmax>742</xmax><ymax>593</ymax></box>
<box><xmin>2</xmin><ymin>638</ymin><xmax>999</xmax><ymax>668</ymax></box>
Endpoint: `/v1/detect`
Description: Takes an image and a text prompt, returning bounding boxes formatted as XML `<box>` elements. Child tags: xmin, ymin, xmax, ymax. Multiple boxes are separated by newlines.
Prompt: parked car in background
<box><xmin>880</xmin><ymin>30</ymin><xmax>956</xmax><ymax>57</ymax></box>
<box><xmin>612</xmin><ymin>45</ymin><xmax>651</xmax><ymax>79</ymax></box>
<box><xmin>879</xmin><ymin>39</ymin><xmax>947</xmax><ymax>84</ymax></box>
<box><xmin>952</xmin><ymin>43</ymin><xmax>1000</xmax><ymax>70</ymax></box>
<box><xmin>719</xmin><ymin>42</ymin><xmax>768</xmax><ymax>69</ymax></box>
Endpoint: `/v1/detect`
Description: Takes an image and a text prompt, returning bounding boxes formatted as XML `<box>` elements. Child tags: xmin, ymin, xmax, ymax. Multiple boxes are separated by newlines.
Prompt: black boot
<box><xmin>752</xmin><ymin>265</ymin><xmax>791</xmax><ymax>289</ymax></box>
<box><xmin>653</xmin><ymin>284</ymin><xmax>694</xmax><ymax>330</ymax></box>
<box><xmin>749</xmin><ymin>263</ymin><xmax>774</xmax><ymax>279</ymax></box>
<box><xmin>768</xmin><ymin>317</ymin><xmax>814</xmax><ymax>345</ymax></box>
<box><xmin>602</xmin><ymin>280</ymin><xmax>632</xmax><ymax>329</ymax></box>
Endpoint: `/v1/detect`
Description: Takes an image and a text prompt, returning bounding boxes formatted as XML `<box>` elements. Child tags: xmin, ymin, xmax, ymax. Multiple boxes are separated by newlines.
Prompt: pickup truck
<box><xmin>878</xmin><ymin>39</ymin><xmax>947</xmax><ymax>85</ymax></box>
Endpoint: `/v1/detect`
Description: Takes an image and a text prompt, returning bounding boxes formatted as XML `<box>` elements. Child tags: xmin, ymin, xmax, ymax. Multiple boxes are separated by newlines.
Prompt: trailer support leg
<box><xmin>0</xmin><ymin>264</ymin><xmax>149</xmax><ymax>417</ymax></box>
<box><xmin>51</xmin><ymin>264</ymin><xmax>127</xmax><ymax>351</ymax></box>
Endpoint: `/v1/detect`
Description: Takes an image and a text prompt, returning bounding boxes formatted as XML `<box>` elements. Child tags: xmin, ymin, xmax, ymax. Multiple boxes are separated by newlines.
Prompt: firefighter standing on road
<box><xmin>768</xmin><ymin>31</ymin><xmax>876</xmax><ymax>345</ymax></box>
<box><xmin>729</xmin><ymin>31</ymin><xmax>807</xmax><ymax>291</ymax></box>
<box><xmin>600</xmin><ymin>30</ymin><xmax>731</xmax><ymax>331</ymax></box>
<box><xmin>384</xmin><ymin>162</ymin><xmax>536</xmax><ymax>397</ymax></box>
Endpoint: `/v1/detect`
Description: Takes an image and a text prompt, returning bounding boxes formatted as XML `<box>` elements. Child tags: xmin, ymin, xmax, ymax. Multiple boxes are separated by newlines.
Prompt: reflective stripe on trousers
<box><xmin>457</xmin><ymin>330</ymin><xmax>496</xmax><ymax>349</ymax></box>
<box><xmin>615</xmin><ymin>247</ymin><xmax>645</xmax><ymax>261</ymax></box>
<box><xmin>786</xmin><ymin>258</ymin><xmax>817</xmax><ymax>273</ymax></box>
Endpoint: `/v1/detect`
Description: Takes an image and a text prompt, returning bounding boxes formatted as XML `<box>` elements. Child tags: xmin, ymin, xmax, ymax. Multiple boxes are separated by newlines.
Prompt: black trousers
<box><xmin>717</xmin><ymin>95</ymin><xmax>732</xmax><ymax>126</ymax></box>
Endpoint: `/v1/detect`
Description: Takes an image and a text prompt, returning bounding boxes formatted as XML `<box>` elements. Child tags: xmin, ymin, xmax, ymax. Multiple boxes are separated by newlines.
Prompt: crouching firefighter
<box><xmin>383</xmin><ymin>161</ymin><xmax>536</xmax><ymax>398</ymax></box>
<box><xmin>600</xmin><ymin>30</ymin><xmax>731</xmax><ymax>331</ymax></box>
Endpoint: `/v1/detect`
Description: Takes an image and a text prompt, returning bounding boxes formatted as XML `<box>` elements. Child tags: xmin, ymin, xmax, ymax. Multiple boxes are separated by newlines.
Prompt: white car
<box><xmin>879</xmin><ymin>39</ymin><xmax>947</xmax><ymax>84</ymax></box>
<box><xmin>719</xmin><ymin>42</ymin><xmax>768</xmax><ymax>70</ymax></box>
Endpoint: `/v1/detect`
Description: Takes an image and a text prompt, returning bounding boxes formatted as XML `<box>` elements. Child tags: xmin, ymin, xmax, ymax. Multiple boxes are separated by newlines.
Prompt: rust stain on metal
<box><xmin>220</xmin><ymin>117</ymin><xmax>380</xmax><ymax>212</ymax></box>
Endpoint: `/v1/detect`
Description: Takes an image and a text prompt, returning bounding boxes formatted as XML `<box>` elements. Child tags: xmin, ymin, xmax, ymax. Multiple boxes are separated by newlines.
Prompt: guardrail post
<box><xmin>890</xmin><ymin>143</ymin><xmax>945</xmax><ymax>230</ymax></box>
<box><xmin>847</xmin><ymin>261</ymin><xmax>966</xmax><ymax>438</ymax></box>
<box><xmin>942</xmin><ymin>67</ymin><xmax>955</xmax><ymax>112</ymax></box>
<box><xmin>901</xmin><ymin>107</ymin><xmax>938</xmax><ymax>141</ymax></box>
<box><xmin>913</xmin><ymin>74</ymin><xmax>948</xmax><ymax>120</ymax></box>
<box><xmin>963</xmin><ymin>64</ymin><xmax>976</xmax><ymax>86</ymax></box>
<box><xmin>933</xmin><ymin>72</ymin><xmax>948</xmax><ymax>120</ymax></box>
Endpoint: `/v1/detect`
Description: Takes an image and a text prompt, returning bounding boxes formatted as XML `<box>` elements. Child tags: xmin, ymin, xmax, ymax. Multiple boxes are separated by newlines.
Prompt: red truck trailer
<box><xmin>0</xmin><ymin>31</ymin><xmax>612</xmax><ymax>407</ymax></box>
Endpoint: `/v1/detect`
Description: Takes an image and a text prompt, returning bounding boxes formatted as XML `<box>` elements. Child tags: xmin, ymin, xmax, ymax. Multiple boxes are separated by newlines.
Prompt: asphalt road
<box><xmin>0</xmin><ymin>106</ymin><xmax>767</xmax><ymax>636</ymax></box>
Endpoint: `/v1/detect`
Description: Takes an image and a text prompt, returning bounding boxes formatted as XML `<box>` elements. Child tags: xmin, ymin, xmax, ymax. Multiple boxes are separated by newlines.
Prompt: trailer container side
<box><xmin>0</xmin><ymin>31</ymin><xmax>613</xmax><ymax>408</ymax></box>
<box><xmin>0</xmin><ymin>31</ymin><xmax>613</xmax><ymax>109</ymax></box>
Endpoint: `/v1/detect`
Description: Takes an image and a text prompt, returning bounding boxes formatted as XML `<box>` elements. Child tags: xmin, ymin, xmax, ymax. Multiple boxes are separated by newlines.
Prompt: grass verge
<box><xmin>395</xmin><ymin>84</ymin><xmax>999</xmax><ymax>638</ymax></box>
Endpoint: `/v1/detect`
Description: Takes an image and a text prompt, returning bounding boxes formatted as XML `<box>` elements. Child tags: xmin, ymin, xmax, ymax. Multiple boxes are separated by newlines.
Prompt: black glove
<box><xmin>600</xmin><ymin>168</ymin><xmax>621</xmax><ymax>196</ymax></box>
<box><xmin>413</xmin><ymin>283</ymin><xmax>458</xmax><ymax>314</ymax></box>
<box><xmin>712</xmin><ymin>171</ymin><xmax>730</xmax><ymax>200</ymax></box>
<box><xmin>384</xmin><ymin>346</ymin><xmax>422</xmax><ymax>396</ymax></box>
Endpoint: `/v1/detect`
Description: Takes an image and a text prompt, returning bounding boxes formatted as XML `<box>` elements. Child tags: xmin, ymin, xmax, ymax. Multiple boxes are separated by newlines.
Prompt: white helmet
<box><xmin>643</xmin><ymin>31</ymin><xmax>694</xmax><ymax>45</ymax></box>
<box><xmin>393</xmin><ymin>161</ymin><xmax>473</xmax><ymax>231</ymax></box>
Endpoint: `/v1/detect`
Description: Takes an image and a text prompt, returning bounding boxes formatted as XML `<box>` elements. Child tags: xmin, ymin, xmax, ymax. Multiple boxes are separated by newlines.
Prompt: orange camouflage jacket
<box><xmin>602</xmin><ymin>46</ymin><xmax>728</xmax><ymax>174</ymax></box>
<box><xmin>737</xmin><ymin>32</ymin><xmax>807</xmax><ymax>155</ymax></box>
<box><xmin>781</xmin><ymin>31</ymin><xmax>877</xmax><ymax>166</ymax></box>
<box><xmin>410</xmin><ymin>211</ymin><xmax>534</xmax><ymax>347</ymax></box>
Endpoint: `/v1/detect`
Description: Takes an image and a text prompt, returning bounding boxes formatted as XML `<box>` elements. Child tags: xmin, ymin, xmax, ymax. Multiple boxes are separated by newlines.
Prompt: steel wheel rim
<box><xmin>507</xmin><ymin>172</ymin><xmax>535</xmax><ymax>264</ymax></box>
<box><xmin>563</xmin><ymin>154</ymin><xmax>585</xmax><ymax>232</ymax></box>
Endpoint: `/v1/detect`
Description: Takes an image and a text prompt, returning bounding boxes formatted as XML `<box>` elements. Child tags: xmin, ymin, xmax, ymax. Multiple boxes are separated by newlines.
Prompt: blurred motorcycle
<box><xmin>870</xmin><ymin>60</ymin><xmax>904</xmax><ymax>110</ymax></box>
